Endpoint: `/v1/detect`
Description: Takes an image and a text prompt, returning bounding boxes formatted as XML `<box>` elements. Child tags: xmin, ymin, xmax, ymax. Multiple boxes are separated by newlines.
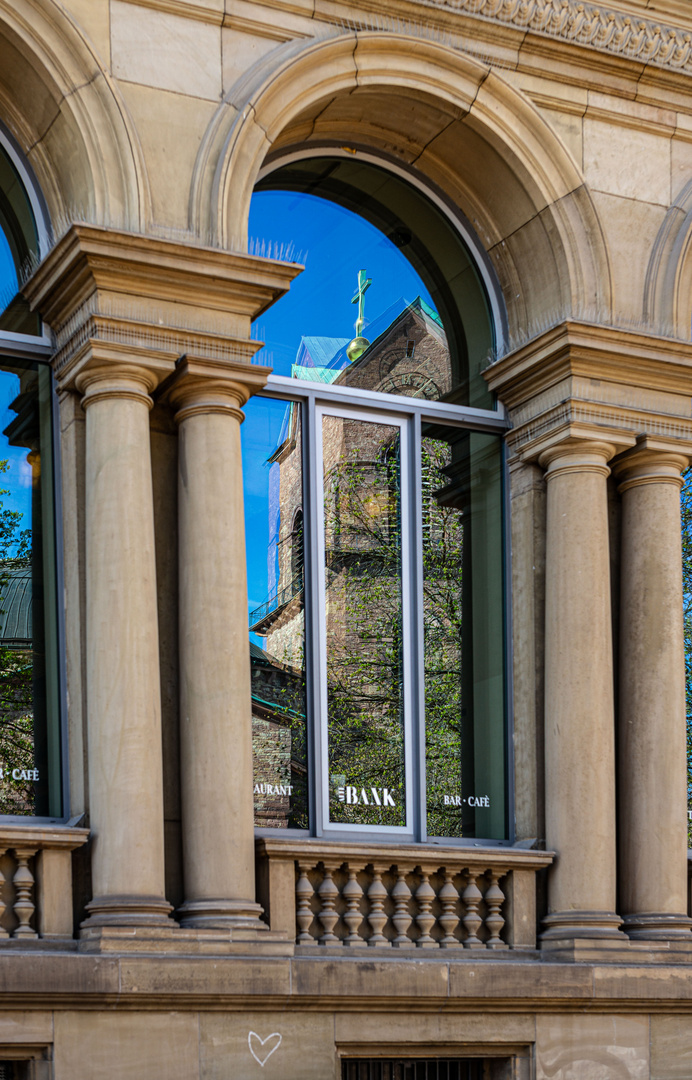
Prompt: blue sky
<box><xmin>0</xmin><ymin>237</ymin><xmax>32</xmax><ymax>531</ymax></box>
<box><xmin>0</xmin><ymin>228</ymin><xmax>16</xmax><ymax>309</ymax></box>
<box><xmin>248</xmin><ymin>190</ymin><xmax>435</xmax><ymax>376</ymax></box>
<box><xmin>243</xmin><ymin>190</ymin><xmax>436</xmax><ymax>637</ymax></box>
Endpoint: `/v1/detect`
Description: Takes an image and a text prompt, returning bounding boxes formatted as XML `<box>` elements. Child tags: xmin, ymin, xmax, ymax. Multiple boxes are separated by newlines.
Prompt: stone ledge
<box><xmin>2</xmin><ymin>952</ymin><xmax>692</xmax><ymax>1008</ymax></box>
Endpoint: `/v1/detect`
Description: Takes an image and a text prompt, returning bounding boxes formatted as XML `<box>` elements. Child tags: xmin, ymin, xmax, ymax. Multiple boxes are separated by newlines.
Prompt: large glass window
<box><xmin>0</xmin><ymin>131</ymin><xmax>61</xmax><ymax>818</ymax></box>
<box><xmin>243</xmin><ymin>152</ymin><xmax>508</xmax><ymax>842</ymax></box>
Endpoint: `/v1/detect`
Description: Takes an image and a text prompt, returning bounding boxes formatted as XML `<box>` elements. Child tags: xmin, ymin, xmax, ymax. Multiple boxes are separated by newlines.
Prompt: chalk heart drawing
<box><xmin>248</xmin><ymin>1031</ymin><xmax>282</xmax><ymax>1068</ymax></box>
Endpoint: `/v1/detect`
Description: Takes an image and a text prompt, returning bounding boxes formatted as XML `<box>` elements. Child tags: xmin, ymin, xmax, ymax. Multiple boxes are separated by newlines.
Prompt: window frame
<box><xmin>0</xmin><ymin>126</ymin><xmax>69</xmax><ymax>824</ymax></box>
<box><xmin>252</xmin><ymin>374</ymin><xmax>513</xmax><ymax>848</ymax></box>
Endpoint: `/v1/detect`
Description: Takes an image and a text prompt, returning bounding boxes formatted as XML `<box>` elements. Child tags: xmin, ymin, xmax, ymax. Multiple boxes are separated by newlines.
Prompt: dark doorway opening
<box><xmin>342</xmin><ymin>1061</ymin><xmax>484</xmax><ymax>1080</ymax></box>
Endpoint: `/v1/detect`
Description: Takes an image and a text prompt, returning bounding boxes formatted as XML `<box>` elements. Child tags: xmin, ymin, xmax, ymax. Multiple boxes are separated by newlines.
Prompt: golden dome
<box><xmin>346</xmin><ymin>335</ymin><xmax>371</xmax><ymax>362</ymax></box>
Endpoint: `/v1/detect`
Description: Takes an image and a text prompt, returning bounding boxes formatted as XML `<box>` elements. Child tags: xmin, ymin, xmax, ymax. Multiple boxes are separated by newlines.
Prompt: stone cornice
<box><xmin>23</xmin><ymin>225</ymin><xmax>303</xmax><ymax>335</ymax></box>
<box><xmin>484</xmin><ymin>321</ymin><xmax>692</xmax><ymax>460</ymax></box>
<box><xmin>484</xmin><ymin>321</ymin><xmax>692</xmax><ymax>406</ymax></box>
<box><xmin>379</xmin><ymin>0</ymin><xmax>692</xmax><ymax>80</ymax></box>
<box><xmin>21</xmin><ymin>224</ymin><xmax>302</xmax><ymax>389</ymax></box>
<box><xmin>109</xmin><ymin>0</ymin><xmax>692</xmax><ymax>82</ymax></box>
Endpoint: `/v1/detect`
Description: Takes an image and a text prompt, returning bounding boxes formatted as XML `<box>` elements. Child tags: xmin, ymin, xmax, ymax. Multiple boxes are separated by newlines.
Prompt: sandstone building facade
<box><xmin>1</xmin><ymin>0</ymin><xmax>692</xmax><ymax>1076</ymax></box>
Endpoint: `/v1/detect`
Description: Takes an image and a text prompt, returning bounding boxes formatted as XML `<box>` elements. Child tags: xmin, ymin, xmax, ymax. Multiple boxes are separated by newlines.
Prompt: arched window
<box><xmin>244</xmin><ymin>152</ymin><xmax>508</xmax><ymax>844</ymax></box>
<box><xmin>0</xmin><ymin>127</ymin><xmax>62</xmax><ymax>820</ymax></box>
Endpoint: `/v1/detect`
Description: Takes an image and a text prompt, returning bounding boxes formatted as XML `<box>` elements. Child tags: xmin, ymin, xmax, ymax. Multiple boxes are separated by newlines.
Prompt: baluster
<box><xmin>367</xmin><ymin>868</ymin><xmax>389</xmax><ymax>946</ymax></box>
<box><xmin>12</xmin><ymin>848</ymin><xmax>38</xmax><ymax>939</ymax></box>
<box><xmin>462</xmin><ymin>872</ymin><xmax>484</xmax><ymax>948</ymax></box>
<box><xmin>415</xmin><ymin>870</ymin><xmax>436</xmax><ymax>948</ymax></box>
<box><xmin>342</xmin><ymin>867</ymin><xmax>364</xmax><ymax>946</ymax></box>
<box><xmin>317</xmin><ymin>865</ymin><xmax>340</xmax><ymax>944</ymax></box>
<box><xmin>296</xmin><ymin>863</ymin><xmax>317</xmax><ymax>945</ymax></box>
<box><xmin>484</xmin><ymin>870</ymin><xmax>508</xmax><ymax>949</ymax></box>
<box><xmin>438</xmin><ymin>869</ymin><xmax>461</xmax><ymax>947</ymax></box>
<box><xmin>391</xmin><ymin>870</ymin><xmax>414</xmax><ymax>948</ymax></box>
<box><xmin>0</xmin><ymin>850</ymin><xmax>8</xmax><ymax>938</ymax></box>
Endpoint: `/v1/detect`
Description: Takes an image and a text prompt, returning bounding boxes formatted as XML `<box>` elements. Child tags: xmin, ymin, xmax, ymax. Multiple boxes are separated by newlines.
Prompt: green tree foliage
<box><xmin>0</xmin><ymin>458</ymin><xmax>33</xmax><ymax>814</ymax></box>
<box><xmin>322</xmin><ymin>432</ymin><xmax>466</xmax><ymax>831</ymax></box>
<box><xmin>420</xmin><ymin>436</ymin><xmax>465</xmax><ymax>837</ymax></box>
<box><xmin>323</xmin><ymin>444</ymin><xmax>406</xmax><ymax>826</ymax></box>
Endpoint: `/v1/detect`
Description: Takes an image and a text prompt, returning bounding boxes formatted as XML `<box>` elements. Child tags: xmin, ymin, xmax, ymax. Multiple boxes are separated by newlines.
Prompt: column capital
<box><xmin>613</xmin><ymin>435</ymin><xmax>692</xmax><ymax>493</ymax></box>
<box><xmin>534</xmin><ymin>429</ymin><xmax>635</xmax><ymax>481</ymax></box>
<box><xmin>73</xmin><ymin>345</ymin><xmax>173</xmax><ymax>410</ymax></box>
<box><xmin>163</xmin><ymin>356</ymin><xmax>271</xmax><ymax>424</ymax></box>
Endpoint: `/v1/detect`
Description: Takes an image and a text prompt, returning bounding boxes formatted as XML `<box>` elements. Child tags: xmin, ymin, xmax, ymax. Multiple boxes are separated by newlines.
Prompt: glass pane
<box><xmin>250</xmin><ymin>156</ymin><xmax>495</xmax><ymax>409</ymax></box>
<box><xmin>423</xmin><ymin>428</ymin><xmax>506</xmax><ymax>839</ymax></box>
<box><xmin>322</xmin><ymin>414</ymin><xmax>406</xmax><ymax>827</ymax></box>
<box><xmin>0</xmin><ymin>361</ymin><xmax>60</xmax><ymax>816</ymax></box>
<box><xmin>242</xmin><ymin>396</ymin><xmax>308</xmax><ymax>829</ymax></box>
<box><xmin>0</xmin><ymin>145</ymin><xmax>40</xmax><ymax>336</ymax></box>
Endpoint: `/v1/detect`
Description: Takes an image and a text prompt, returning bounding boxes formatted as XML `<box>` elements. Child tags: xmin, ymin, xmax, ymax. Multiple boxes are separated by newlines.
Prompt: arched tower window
<box><xmin>243</xmin><ymin>151</ymin><xmax>508</xmax><ymax>844</ymax></box>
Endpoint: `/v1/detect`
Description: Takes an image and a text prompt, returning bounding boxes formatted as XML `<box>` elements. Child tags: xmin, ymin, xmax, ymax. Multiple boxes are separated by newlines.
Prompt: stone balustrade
<box><xmin>0</xmin><ymin>824</ymin><xmax>89</xmax><ymax>941</ymax></box>
<box><xmin>256</xmin><ymin>838</ymin><xmax>553</xmax><ymax>951</ymax></box>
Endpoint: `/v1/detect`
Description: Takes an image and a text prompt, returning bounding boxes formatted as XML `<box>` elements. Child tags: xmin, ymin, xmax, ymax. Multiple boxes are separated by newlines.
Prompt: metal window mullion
<box><xmin>411</xmin><ymin>411</ymin><xmax>427</xmax><ymax>844</ymax></box>
<box><xmin>398</xmin><ymin>416</ymin><xmax>415</xmax><ymax>835</ymax></box>
<box><xmin>501</xmin><ymin>438</ymin><xmax>515</xmax><ymax>845</ymax></box>
<box><xmin>304</xmin><ymin>395</ymin><xmax>321</xmax><ymax>833</ymax></box>
<box><xmin>261</xmin><ymin>375</ymin><xmax>509</xmax><ymax>434</ymax></box>
<box><xmin>304</xmin><ymin>395</ymin><xmax>324</xmax><ymax>836</ymax></box>
<box><xmin>51</xmin><ymin>369</ymin><xmax>70</xmax><ymax>820</ymax></box>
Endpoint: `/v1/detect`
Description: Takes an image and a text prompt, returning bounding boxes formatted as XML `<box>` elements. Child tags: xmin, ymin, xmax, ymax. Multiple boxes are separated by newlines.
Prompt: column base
<box><xmin>177</xmin><ymin>898</ymin><xmax>267</xmax><ymax>931</ymax></box>
<box><xmin>81</xmin><ymin>894</ymin><xmax>176</xmax><ymax>929</ymax></box>
<box><xmin>621</xmin><ymin>912</ymin><xmax>692</xmax><ymax>941</ymax></box>
<box><xmin>78</xmin><ymin>924</ymin><xmax>293</xmax><ymax>955</ymax></box>
<box><xmin>540</xmin><ymin>909</ymin><xmax>626</xmax><ymax>942</ymax></box>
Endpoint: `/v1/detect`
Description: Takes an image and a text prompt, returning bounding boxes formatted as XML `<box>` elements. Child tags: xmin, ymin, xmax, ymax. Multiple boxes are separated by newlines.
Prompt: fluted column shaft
<box><xmin>172</xmin><ymin>360</ymin><xmax>267</xmax><ymax>929</ymax></box>
<box><xmin>80</xmin><ymin>368</ymin><xmax>172</xmax><ymax>926</ymax></box>
<box><xmin>540</xmin><ymin>440</ymin><xmax>623</xmax><ymax>942</ymax></box>
<box><xmin>615</xmin><ymin>439</ymin><xmax>692</xmax><ymax>940</ymax></box>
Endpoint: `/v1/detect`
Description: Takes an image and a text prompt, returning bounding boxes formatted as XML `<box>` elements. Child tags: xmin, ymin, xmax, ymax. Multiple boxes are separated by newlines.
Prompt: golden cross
<box><xmin>351</xmin><ymin>268</ymin><xmax>371</xmax><ymax>338</ymax></box>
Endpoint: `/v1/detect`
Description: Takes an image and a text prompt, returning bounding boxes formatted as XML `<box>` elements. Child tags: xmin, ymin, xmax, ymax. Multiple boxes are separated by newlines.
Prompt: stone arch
<box><xmin>645</xmin><ymin>179</ymin><xmax>692</xmax><ymax>340</ymax></box>
<box><xmin>193</xmin><ymin>31</ymin><xmax>612</xmax><ymax>350</ymax></box>
<box><xmin>0</xmin><ymin>0</ymin><xmax>148</xmax><ymax>238</ymax></box>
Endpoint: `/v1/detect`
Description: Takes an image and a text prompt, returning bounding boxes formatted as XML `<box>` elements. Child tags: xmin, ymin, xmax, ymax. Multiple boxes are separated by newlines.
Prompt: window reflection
<box><xmin>423</xmin><ymin>429</ymin><xmax>505</xmax><ymax>839</ymax></box>
<box><xmin>251</xmin><ymin>155</ymin><xmax>496</xmax><ymax>409</ymax></box>
<box><xmin>243</xmin><ymin>396</ymin><xmax>308</xmax><ymax>829</ymax></box>
<box><xmin>322</xmin><ymin>416</ymin><xmax>406</xmax><ymax>828</ymax></box>
<box><xmin>0</xmin><ymin>362</ymin><xmax>60</xmax><ymax>816</ymax></box>
<box><xmin>245</xmin><ymin>157</ymin><xmax>506</xmax><ymax>840</ymax></box>
<box><xmin>0</xmin><ymin>145</ymin><xmax>40</xmax><ymax>336</ymax></box>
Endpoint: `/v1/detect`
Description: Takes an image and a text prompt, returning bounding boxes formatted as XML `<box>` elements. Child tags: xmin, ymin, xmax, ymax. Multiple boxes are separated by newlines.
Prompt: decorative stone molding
<box><xmin>484</xmin><ymin>321</ymin><xmax>692</xmax><ymax>461</ymax></box>
<box><xmin>21</xmin><ymin>224</ymin><xmax>303</xmax><ymax>387</ymax></box>
<box><xmin>346</xmin><ymin>0</ymin><xmax>692</xmax><ymax>80</ymax></box>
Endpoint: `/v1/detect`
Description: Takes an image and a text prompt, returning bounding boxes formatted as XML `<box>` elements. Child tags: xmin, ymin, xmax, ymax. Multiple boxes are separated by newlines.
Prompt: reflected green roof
<box><xmin>0</xmin><ymin>564</ymin><xmax>31</xmax><ymax>647</ymax></box>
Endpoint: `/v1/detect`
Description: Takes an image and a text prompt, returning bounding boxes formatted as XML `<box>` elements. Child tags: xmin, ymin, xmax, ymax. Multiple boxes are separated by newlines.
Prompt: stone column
<box><xmin>170</xmin><ymin>358</ymin><xmax>268</xmax><ymax>929</ymax></box>
<box><xmin>540</xmin><ymin>439</ymin><xmax>624</xmax><ymax>943</ymax></box>
<box><xmin>615</xmin><ymin>437</ymin><xmax>692</xmax><ymax>940</ymax></box>
<box><xmin>79</xmin><ymin>365</ymin><xmax>173</xmax><ymax>927</ymax></box>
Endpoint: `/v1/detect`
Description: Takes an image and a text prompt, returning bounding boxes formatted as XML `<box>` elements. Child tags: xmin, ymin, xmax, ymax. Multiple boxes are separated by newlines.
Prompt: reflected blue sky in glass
<box><xmin>0</xmin><ymin>227</ymin><xmax>31</xmax><ymax>530</ymax></box>
<box><xmin>0</xmin><ymin>227</ymin><xmax>16</xmax><ymax>309</ymax></box>
<box><xmin>0</xmin><ymin>373</ymin><xmax>32</xmax><ymax>528</ymax></box>
<box><xmin>248</xmin><ymin>190</ymin><xmax>435</xmax><ymax>374</ymax></box>
<box><xmin>244</xmin><ymin>190</ymin><xmax>437</xmax><ymax>630</ymax></box>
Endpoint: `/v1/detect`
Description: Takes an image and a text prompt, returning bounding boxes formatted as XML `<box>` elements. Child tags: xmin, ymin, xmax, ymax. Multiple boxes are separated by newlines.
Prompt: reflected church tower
<box><xmin>250</xmin><ymin>271</ymin><xmax>465</xmax><ymax>830</ymax></box>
